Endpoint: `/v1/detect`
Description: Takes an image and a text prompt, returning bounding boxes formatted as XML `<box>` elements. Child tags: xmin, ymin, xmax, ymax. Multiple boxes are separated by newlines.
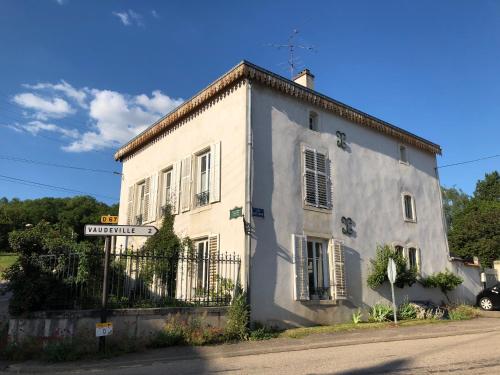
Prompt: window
<box><xmin>195</xmin><ymin>151</ymin><xmax>211</xmax><ymax>207</ymax></box>
<box><xmin>194</xmin><ymin>238</ymin><xmax>209</xmax><ymax>291</ymax></box>
<box><xmin>399</xmin><ymin>145</ymin><xmax>408</xmax><ymax>163</ymax></box>
<box><xmin>402</xmin><ymin>194</ymin><xmax>416</xmax><ymax>222</ymax></box>
<box><xmin>160</xmin><ymin>169</ymin><xmax>173</xmax><ymax>216</ymax></box>
<box><xmin>408</xmin><ymin>247</ymin><xmax>419</xmax><ymax>271</ymax></box>
<box><xmin>309</xmin><ymin>111</ymin><xmax>318</xmax><ymax>131</ymax></box>
<box><xmin>394</xmin><ymin>245</ymin><xmax>404</xmax><ymax>258</ymax></box>
<box><xmin>307</xmin><ymin>240</ymin><xmax>329</xmax><ymax>299</ymax></box>
<box><xmin>135</xmin><ymin>181</ymin><xmax>146</xmax><ymax>224</ymax></box>
<box><xmin>303</xmin><ymin>147</ymin><xmax>331</xmax><ymax>208</ymax></box>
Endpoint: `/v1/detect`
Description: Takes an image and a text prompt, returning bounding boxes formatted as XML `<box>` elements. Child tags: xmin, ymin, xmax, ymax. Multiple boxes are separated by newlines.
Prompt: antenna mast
<box><xmin>268</xmin><ymin>28</ymin><xmax>315</xmax><ymax>78</ymax></box>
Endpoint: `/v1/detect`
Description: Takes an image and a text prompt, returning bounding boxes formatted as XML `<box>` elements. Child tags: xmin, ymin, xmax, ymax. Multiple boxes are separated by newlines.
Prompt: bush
<box><xmin>367</xmin><ymin>245</ymin><xmax>417</xmax><ymax>289</ymax></box>
<box><xmin>369</xmin><ymin>303</ymin><xmax>394</xmax><ymax>322</ymax></box>
<box><xmin>224</xmin><ymin>287</ymin><xmax>249</xmax><ymax>341</ymax></box>
<box><xmin>421</xmin><ymin>270</ymin><xmax>463</xmax><ymax>301</ymax></box>
<box><xmin>398</xmin><ymin>299</ymin><xmax>417</xmax><ymax>320</ymax></box>
<box><xmin>249</xmin><ymin>322</ymin><xmax>280</xmax><ymax>341</ymax></box>
<box><xmin>448</xmin><ymin>305</ymin><xmax>479</xmax><ymax>320</ymax></box>
<box><xmin>351</xmin><ymin>309</ymin><xmax>363</xmax><ymax>324</ymax></box>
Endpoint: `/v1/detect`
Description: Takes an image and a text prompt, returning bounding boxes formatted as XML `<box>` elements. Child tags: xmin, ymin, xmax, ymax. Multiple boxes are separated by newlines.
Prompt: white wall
<box><xmin>249</xmin><ymin>83</ymin><xmax>466</xmax><ymax>327</ymax></box>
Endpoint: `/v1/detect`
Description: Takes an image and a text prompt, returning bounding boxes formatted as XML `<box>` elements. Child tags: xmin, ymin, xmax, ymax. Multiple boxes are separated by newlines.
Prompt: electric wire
<box><xmin>437</xmin><ymin>154</ymin><xmax>500</xmax><ymax>169</ymax></box>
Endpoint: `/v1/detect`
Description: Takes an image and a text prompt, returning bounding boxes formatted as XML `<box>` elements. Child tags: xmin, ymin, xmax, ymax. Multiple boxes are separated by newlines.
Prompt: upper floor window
<box><xmin>195</xmin><ymin>151</ymin><xmax>211</xmax><ymax>208</ymax></box>
<box><xmin>399</xmin><ymin>145</ymin><xmax>408</xmax><ymax>164</ymax></box>
<box><xmin>309</xmin><ymin>111</ymin><xmax>318</xmax><ymax>131</ymax></box>
<box><xmin>402</xmin><ymin>193</ymin><xmax>416</xmax><ymax>222</ymax></box>
<box><xmin>303</xmin><ymin>147</ymin><xmax>331</xmax><ymax>209</ymax></box>
<box><xmin>135</xmin><ymin>180</ymin><xmax>149</xmax><ymax>224</ymax></box>
<box><xmin>160</xmin><ymin>168</ymin><xmax>173</xmax><ymax>217</ymax></box>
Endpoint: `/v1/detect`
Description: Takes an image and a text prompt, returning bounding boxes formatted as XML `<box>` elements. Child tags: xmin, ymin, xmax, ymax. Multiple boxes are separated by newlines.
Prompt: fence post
<box><xmin>99</xmin><ymin>236</ymin><xmax>111</xmax><ymax>353</ymax></box>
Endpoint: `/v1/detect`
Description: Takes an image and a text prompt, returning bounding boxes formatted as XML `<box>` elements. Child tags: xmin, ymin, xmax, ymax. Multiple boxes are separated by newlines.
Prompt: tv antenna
<box><xmin>267</xmin><ymin>28</ymin><xmax>316</xmax><ymax>78</ymax></box>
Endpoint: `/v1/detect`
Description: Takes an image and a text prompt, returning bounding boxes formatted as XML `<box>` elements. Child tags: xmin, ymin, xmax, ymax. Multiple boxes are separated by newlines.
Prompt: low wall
<box><xmin>8</xmin><ymin>306</ymin><xmax>228</xmax><ymax>346</ymax></box>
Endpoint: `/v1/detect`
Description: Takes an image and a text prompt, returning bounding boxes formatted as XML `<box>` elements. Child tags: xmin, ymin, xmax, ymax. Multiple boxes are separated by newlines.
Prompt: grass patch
<box><xmin>448</xmin><ymin>304</ymin><xmax>480</xmax><ymax>320</ymax></box>
<box><xmin>280</xmin><ymin>319</ymin><xmax>451</xmax><ymax>339</ymax></box>
<box><xmin>0</xmin><ymin>252</ymin><xmax>18</xmax><ymax>274</ymax></box>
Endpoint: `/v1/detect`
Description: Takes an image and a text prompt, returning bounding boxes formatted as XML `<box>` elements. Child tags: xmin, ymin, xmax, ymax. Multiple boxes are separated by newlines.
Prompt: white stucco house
<box><xmin>114</xmin><ymin>61</ymin><xmax>481</xmax><ymax>326</ymax></box>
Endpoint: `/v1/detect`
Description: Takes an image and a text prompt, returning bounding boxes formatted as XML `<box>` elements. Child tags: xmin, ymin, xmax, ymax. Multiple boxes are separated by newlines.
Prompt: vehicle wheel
<box><xmin>480</xmin><ymin>297</ymin><xmax>493</xmax><ymax>311</ymax></box>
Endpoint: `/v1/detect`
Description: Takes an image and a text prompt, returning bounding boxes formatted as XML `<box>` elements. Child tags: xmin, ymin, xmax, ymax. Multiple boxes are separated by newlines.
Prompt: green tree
<box><xmin>448</xmin><ymin>171</ymin><xmax>500</xmax><ymax>267</ymax></box>
<box><xmin>441</xmin><ymin>186</ymin><xmax>470</xmax><ymax>231</ymax></box>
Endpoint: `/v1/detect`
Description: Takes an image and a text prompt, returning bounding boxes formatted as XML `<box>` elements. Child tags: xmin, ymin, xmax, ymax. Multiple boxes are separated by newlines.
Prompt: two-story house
<box><xmin>114</xmin><ymin>61</ymin><xmax>478</xmax><ymax>327</ymax></box>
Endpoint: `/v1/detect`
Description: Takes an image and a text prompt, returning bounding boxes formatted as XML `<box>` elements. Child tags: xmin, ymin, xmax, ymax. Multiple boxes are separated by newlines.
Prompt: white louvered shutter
<box><xmin>329</xmin><ymin>239</ymin><xmax>347</xmax><ymax>300</ymax></box>
<box><xmin>142</xmin><ymin>177</ymin><xmax>151</xmax><ymax>222</ymax></box>
<box><xmin>209</xmin><ymin>234</ymin><xmax>220</xmax><ymax>289</ymax></box>
<box><xmin>180</xmin><ymin>156</ymin><xmax>192</xmax><ymax>212</ymax></box>
<box><xmin>326</xmin><ymin>155</ymin><xmax>332</xmax><ymax>208</ymax></box>
<box><xmin>170</xmin><ymin>161</ymin><xmax>180</xmax><ymax>214</ymax></box>
<box><xmin>292</xmin><ymin>234</ymin><xmax>309</xmax><ymax>301</ymax></box>
<box><xmin>126</xmin><ymin>185</ymin><xmax>135</xmax><ymax>225</ymax></box>
<box><xmin>148</xmin><ymin>173</ymin><xmax>158</xmax><ymax>222</ymax></box>
<box><xmin>316</xmin><ymin>152</ymin><xmax>328</xmax><ymax>208</ymax></box>
<box><xmin>303</xmin><ymin>148</ymin><xmax>316</xmax><ymax>206</ymax></box>
<box><xmin>209</xmin><ymin>142</ymin><xmax>221</xmax><ymax>203</ymax></box>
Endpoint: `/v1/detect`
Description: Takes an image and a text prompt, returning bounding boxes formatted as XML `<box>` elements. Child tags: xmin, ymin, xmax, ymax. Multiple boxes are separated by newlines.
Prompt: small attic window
<box><xmin>399</xmin><ymin>145</ymin><xmax>408</xmax><ymax>163</ymax></box>
<box><xmin>309</xmin><ymin>111</ymin><xmax>318</xmax><ymax>131</ymax></box>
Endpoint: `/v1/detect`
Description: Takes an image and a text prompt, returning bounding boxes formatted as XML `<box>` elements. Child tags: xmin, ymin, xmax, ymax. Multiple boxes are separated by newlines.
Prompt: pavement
<box><xmin>2</xmin><ymin>315</ymin><xmax>500</xmax><ymax>374</ymax></box>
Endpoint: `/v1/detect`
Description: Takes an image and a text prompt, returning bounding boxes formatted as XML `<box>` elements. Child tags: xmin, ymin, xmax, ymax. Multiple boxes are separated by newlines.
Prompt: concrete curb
<box><xmin>4</xmin><ymin>320</ymin><xmax>500</xmax><ymax>373</ymax></box>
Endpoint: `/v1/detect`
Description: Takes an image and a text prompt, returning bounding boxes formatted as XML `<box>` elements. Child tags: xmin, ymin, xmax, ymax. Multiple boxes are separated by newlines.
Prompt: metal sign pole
<box><xmin>387</xmin><ymin>258</ymin><xmax>398</xmax><ymax>325</ymax></box>
<box><xmin>390</xmin><ymin>280</ymin><xmax>398</xmax><ymax>324</ymax></box>
<box><xmin>99</xmin><ymin>236</ymin><xmax>111</xmax><ymax>352</ymax></box>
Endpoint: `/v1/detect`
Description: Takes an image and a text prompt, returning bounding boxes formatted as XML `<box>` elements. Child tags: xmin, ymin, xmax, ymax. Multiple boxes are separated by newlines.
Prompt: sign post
<box><xmin>85</xmin><ymin>223</ymin><xmax>158</xmax><ymax>353</ymax></box>
<box><xmin>387</xmin><ymin>258</ymin><xmax>398</xmax><ymax>324</ymax></box>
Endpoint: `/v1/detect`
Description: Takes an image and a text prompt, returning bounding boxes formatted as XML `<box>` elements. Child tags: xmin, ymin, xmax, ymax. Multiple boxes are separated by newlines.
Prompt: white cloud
<box><xmin>113</xmin><ymin>9</ymin><xmax>144</xmax><ymax>27</ymax></box>
<box><xmin>10</xmin><ymin>82</ymin><xmax>183</xmax><ymax>153</ymax></box>
<box><xmin>55</xmin><ymin>0</ymin><xmax>66</xmax><ymax>5</ymax></box>
<box><xmin>151</xmin><ymin>10</ymin><xmax>159</xmax><ymax>18</ymax></box>
<box><xmin>113</xmin><ymin>11</ymin><xmax>130</xmax><ymax>26</ymax></box>
<box><xmin>23</xmin><ymin>80</ymin><xmax>88</xmax><ymax>108</ymax></box>
<box><xmin>13</xmin><ymin>93</ymin><xmax>74</xmax><ymax>120</ymax></box>
<box><xmin>10</xmin><ymin>120</ymin><xmax>79</xmax><ymax>139</ymax></box>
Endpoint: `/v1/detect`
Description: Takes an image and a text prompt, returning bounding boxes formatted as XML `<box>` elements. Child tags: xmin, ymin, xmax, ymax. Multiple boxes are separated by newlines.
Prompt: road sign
<box><xmin>230</xmin><ymin>207</ymin><xmax>243</xmax><ymax>220</ymax></box>
<box><xmin>387</xmin><ymin>258</ymin><xmax>398</xmax><ymax>324</ymax></box>
<box><xmin>387</xmin><ymin>258</ymin><xmax>397</xmax><ymax>284</ymax></box>
<box><xmin>252</xmin><ymin>207</ymin><xmax>265</xmax><ymax>218</ymax></box>
<box><xmin>84</xmin><ymin>224</ymin><xmax>158</xmax><ymax>237</ymax></box>
<box><xmin>96</xmin><ymin>322</ymin><xmax>113</xmax><ymax>337</ymax></box>
<box><xmin>101</xmin><ymin>215</ymin><xmax>118</xmax><ymax>224</ymax></box>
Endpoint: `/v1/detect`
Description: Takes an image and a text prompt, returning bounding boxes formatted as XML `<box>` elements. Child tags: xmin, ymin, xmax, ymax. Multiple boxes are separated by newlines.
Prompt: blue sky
<box><xmin>0</xmin><ymin>0</ymin><xmax>498</xmax><ymax>205</ymax></box>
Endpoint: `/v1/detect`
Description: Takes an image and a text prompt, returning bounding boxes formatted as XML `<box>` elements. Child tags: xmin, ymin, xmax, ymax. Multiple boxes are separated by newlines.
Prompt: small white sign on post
<box><xmin>387</xmin><ymin>258</ymin><xmax>398</xmax><ymax>324</ymax></box>
<box><xmin>96</xmin><ymin>322</ymin><xmax>113</xmax><ymax>337</ymax></box>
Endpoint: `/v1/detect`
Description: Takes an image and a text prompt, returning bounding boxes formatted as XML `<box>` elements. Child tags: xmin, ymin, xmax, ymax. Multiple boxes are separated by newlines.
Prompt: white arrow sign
<box><xmin>84</xmin><ymin>224</ymin><xmax>158</xmax><ymax>237</ymax></box>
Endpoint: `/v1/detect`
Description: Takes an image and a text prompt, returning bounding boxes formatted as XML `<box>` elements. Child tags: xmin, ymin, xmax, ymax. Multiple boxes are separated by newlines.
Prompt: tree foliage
<box><xmin>420</xmin><ymin>270</ymin><xmax>463</xmax><ymax>301</ymax></box>
<box><xmin>448</xmin><ymin>171</ymin><xmax>500</xmax><ymax>267</ymax></box>
<box><xmin>367</xmin><ymin>244</ymin><xmax>417</xmax><ymax>289</ymax></box>
<box><xmin>441</xmin><ymin>186</ymin><xmax>470</xmax><ymax>232</ymax></box>
<box><xmin>0</xmin><ymin>196</ymin><xmax>118</xmax><ymax>250</ymax></box>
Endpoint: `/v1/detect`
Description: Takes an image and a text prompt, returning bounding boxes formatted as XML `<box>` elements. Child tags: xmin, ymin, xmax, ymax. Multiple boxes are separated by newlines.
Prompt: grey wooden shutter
<box><xmin>303</xmin><ymin>147</ymin><xmax>316</xmax><ymax>206</ymax></box>
<box><xmin>329</xmin><ymin>239</ymin><xmax>347</xmax><ymax>300</ymax></box>
<box><xmin>292</xmin><ymin>234</ymin><xmax>309</xmax><ymax>301</ymax></box>
<box><xmin>126</xmin><ymin>185</ymin><xmax>135</xmax><ymax>225</ymax></box>
<box><xmin>170</xmin><ymin>161</ymin><xmax>180</xmax><ymax>214</ymax></box>
<box><xmin>143</xmin><ymin>177</ymin><xmax>151</xmax><ymax>222</ymax></box>
<box><xmin>180</xmin><ymin>156</ymin><xmax>192</xmax><ymax>212</ymax></box>
<box><xmin>209</xmin><ymin>142</ymin><xmax>221</xmax><ymax>203</ymax></box>
<box><xmin>316</xmin><ymin>152</ymin><xmax>328</xmax><ymax>208</ymax></box>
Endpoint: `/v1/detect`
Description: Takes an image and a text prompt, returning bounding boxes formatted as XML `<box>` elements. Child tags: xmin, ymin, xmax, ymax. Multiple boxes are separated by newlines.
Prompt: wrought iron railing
<box><xmin>195</xmin><ymin>191</ymin><xmax>209</xmax><ymax>208</ymax></box>
<box><xmin>135</xmin><ymin>214</ymin><xmax>143</xmax><ymax>225</ymax></box>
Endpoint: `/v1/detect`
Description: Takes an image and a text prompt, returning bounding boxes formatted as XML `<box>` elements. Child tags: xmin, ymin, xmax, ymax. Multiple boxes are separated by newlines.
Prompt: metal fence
<box><xmin>36</xmin><ymin>247</ymin><xmax>241</xmax><ymax>311</ymax></box>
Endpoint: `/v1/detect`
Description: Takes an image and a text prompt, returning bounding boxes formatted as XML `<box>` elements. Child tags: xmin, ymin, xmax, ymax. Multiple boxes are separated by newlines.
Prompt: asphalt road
<box><xmin>64</xmin><ymin>325</ymin><xmax>500</xmax><ymax>374</ymax></box>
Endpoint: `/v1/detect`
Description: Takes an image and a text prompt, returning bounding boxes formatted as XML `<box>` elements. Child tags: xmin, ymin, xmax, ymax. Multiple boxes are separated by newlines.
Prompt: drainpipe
<box><xmin>244</xmin><ymin>79</ymin><xmax>253</xmax><ymax>302</ymax></box>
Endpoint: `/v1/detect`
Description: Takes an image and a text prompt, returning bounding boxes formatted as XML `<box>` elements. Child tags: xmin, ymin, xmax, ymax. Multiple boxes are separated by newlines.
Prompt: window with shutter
<box><xmin>209</xmin><ymin>142</ymin><xmax>221</xmax><ymax>203</ymax></box>
<box><xmin>180</xmin><ymin>156</ymin><xmax>192</xmax><ymax>212</ymax></box>
<box><xmin>126</xmin><ymin>185</ymin><xmax>134</xmax><ymax>225</ymax></box>
<box><xmin>303</xmin><ymin>147</ymin><xmax>331</xmax><ymax>209</ymax></box>
<box><xmin>328</xmin><ymin>239</ymin><xmax>347</xmax><ymax>300</ymax></box>
<box><xmin>292</xmin><ymin>234</ymin><xmax>309</xmax><ymax>301</ymax></box>
<box><xmin>159</xmin><ymin>168</ymin><xmax>173</xmax><ymax>217</ymax></box>
<box><xmin>143</xmin><ymin>177</ymin><xmax>151</xmax><ymax>222</ymax></box>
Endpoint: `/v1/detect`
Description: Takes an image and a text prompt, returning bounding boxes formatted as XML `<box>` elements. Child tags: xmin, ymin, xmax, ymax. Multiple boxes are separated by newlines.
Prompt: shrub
<box><xmin>224</xmin><ymin>287</ymin><xmax>249</xmax><ymax>341</ymax></box>
<box><xmin>150</xmin><ymin>320</ymin><xmax>185</xmax><ymax>347</ymax></box>
<box><xmin>448</xmin><ymin>305</ymin><xmax>479</xmax><ymax>320</ymax></box>
<box><xmin>369</xmin><ymin>303</ymin><xmax>393</xmax><ymax>322</ymax></box>
<box><xmin>421</xmin><ymin>270</ymin><xmax>463</xmax><ymax>302</ymax></box>
<box><xmin>398</xmin><ymin>299</ymin><xmax>417</xmax><ymax>320</ymax></box>
<box><xmin>351</xmin><ymin>309</ymin><xmax>363</xmax><ymax>324</ymax></box>
<box><xmin>249</xmin><ymin>322</ymin><xmax>280</xmax><ymax>341</ymax></box>
<box><xmin>367</xmin><ymin>245</ymin><xmax>417</xmax><ymax>289</ymax></box>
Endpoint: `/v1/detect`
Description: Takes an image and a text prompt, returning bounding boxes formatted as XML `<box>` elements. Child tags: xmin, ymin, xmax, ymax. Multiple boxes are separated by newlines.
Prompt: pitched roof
<box><xmin>114</xmin><ymin>61</ymin><xmax>441</xmax><ymax>160</ymax></box>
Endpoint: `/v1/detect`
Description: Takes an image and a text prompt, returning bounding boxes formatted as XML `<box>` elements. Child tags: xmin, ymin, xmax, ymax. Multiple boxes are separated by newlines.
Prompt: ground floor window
<box><xmin>307</xmin><ymin>239</ymin><xmax>329</xmax><ymax>299</ymax></box>
<box><xmin>194</xmin><ymin>238</ymin><xmax>209</xmax><ymax>291</ymax></box>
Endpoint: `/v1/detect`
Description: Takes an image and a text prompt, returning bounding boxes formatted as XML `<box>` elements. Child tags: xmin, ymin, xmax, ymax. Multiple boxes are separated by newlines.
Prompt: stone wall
<box><xmin>8</xmin><ymin>306</ymin><xmax>227</xmax><ymax>346</ymax></box>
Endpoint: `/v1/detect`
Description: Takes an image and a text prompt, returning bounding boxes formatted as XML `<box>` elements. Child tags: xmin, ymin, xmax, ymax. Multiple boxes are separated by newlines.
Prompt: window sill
<box><xmin>303</xmin><ymin>204</ymin><xmax>332</xmax><ymax>214</ymax></box>
<box><xmin>399</xmin><ymin>160</ymin><xmax>409</xmax><ymax>166</ymax></box>
<box><xmin>303</xmin><ymin>299</ymin><xmax>338</xmax><ymax>306</ymax></box>
<box><xmin>191</xmin><ymin>204</ymin><xmax>213</xmax><ymax>214</ymax></box>
<box><xmin>404</xmin><ymin>218</ymin><xmax>417</xmax><ymax>224</ymax></box>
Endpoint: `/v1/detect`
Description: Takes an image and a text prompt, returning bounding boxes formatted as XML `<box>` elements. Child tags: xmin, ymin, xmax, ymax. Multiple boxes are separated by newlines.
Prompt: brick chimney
<box><xmin>293</xmin><ymin>69</ymin><xmax>315</xmax><ymax>90</ymax></box>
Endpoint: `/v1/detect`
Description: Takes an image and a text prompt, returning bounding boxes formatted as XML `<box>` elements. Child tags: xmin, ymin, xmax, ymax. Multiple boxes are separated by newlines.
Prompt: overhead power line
<box><xmin>0</xmin><ymin>155</ymin><xmax>121</xmax><ymax>175</ymax></box>
<box><xmin>0</xmin><ymin>174</ymin><xmax>117</xmax><ymax>201</ymax></box>
<box><xmin>436</xmin><ymin>154</ymin><xmax>500</xmax><ymax>169</ymax></box>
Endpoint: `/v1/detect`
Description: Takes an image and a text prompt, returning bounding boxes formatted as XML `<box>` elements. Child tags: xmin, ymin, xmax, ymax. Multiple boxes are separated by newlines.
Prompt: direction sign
<box><xmin>101</xmin><ymin>215</ymin><xmax>118</xmax><ymax>224</ymax></box>
<box><xmin>387</xmin><ymin>258</ymin><xmax>397</xmax><ymax>284</ymax></box>
<box><xmin>84</xmin><ymin>224</ymin><xmax>158</xmax><ymax>237</ymax></box>
<box><xmin>96</xmin><ymin>322</ymin><xmax>113</xmax><ymax>337</ymax></box>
